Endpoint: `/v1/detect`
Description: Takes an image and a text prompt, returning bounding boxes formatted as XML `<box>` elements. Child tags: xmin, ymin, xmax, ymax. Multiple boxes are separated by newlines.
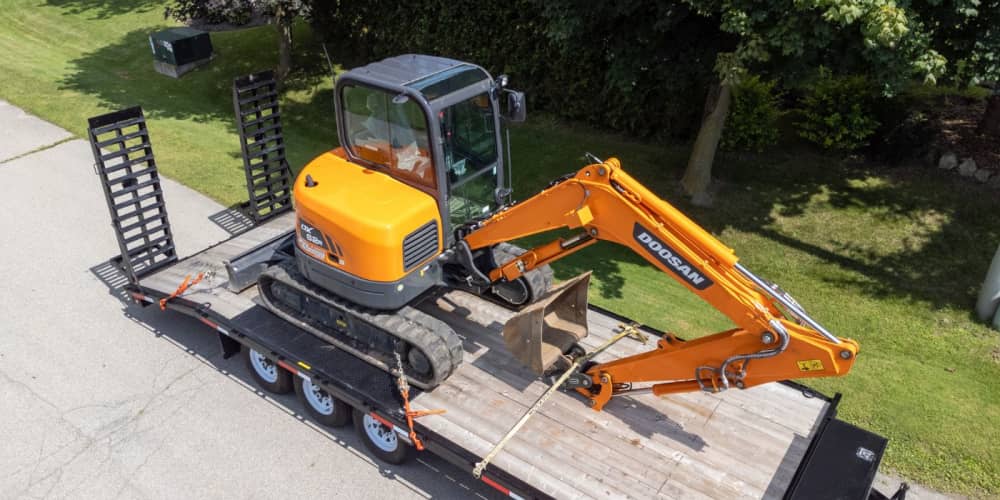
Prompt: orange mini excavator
<box><xmin>257</xmin><ymin>54</ymin><xmax>858</xmax><ymax>410</ymax></box>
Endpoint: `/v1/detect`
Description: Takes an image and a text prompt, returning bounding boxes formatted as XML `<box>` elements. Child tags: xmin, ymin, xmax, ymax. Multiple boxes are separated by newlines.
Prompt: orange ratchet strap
<box><xmin>394</xmin><ymin>353</ymin><xmax>445</xmax><ymax>451</ymax></box>
<box><xmin>399</xmin><ymin>385</ymin><xmax>445</xmax><ymax>451</ymax></box>
<box><xmin>159</xmin><ymin>272</ymin><xmax>205</xmax><ymax>310</ymax></box>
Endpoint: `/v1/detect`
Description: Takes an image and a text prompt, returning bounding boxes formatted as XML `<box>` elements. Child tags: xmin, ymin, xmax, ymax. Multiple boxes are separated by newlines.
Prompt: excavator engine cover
<box><xmin>503</xmin><ymin>272</ymin><xmax>591</xmax><ymax>374</ymax></box>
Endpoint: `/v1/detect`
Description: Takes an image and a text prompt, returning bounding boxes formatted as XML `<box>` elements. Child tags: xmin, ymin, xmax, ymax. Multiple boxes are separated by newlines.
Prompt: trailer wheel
<box><xmin>295</xmin><ymin>376</ymin><xmax>350</xmax><ymax>427</ymax></box>
<box><xmin>352</xmin><ymin>408</ymin><xmax>411</xmax><ymax>464</ymax></box>
<box><xmin>243</xmin><ymin>347</ymin><xmax>293</xmax><ymax>394</ymax></box>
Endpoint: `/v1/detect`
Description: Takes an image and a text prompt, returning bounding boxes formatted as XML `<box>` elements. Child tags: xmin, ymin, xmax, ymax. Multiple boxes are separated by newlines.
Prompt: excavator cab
<box><xmin>332</xmin><ymin>56</ymin><xmax>589</xmax><ymax>374</ymax></box>
<box><xmin>334</xmin><ymin>56</ymin><xmax>520</xmax><ymax>233</ymax></box>
<box><xmin>280</xmin><ymin>54</ymin><xmax>589</xmax><ymax>378</ymax></box>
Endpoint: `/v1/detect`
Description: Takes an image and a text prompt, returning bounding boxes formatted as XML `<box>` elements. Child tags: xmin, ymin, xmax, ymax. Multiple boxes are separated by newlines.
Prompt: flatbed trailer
<box><xmin>87</xmin><ymin>105</ymin><xmax>896</xmax><ymax>500</ymax></box>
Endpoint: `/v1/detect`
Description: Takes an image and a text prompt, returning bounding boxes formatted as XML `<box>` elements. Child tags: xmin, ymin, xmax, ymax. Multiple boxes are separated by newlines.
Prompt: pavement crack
<box><xmin>0</xmin><ymin>136</ymin><xmax>76</xmax><ymax>165</ymax></box>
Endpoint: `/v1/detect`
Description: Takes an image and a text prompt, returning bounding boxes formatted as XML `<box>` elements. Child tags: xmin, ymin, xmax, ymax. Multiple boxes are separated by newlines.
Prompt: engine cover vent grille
<box><xmin>403</xmin><ymin>221</ymin><xmax>439</xmax><ymax>271</ymax></box>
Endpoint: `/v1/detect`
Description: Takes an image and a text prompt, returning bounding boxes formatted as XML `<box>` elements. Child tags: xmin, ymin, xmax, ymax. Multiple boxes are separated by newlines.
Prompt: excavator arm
<box><xmin>462</xmin><ymin>157</ymin><xmax>858</xmax><ymax>410</ymax></box>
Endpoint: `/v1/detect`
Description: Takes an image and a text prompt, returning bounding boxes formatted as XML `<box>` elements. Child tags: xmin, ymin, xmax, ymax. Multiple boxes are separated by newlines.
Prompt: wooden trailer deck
<box><xmin>140</xmin><ymin>212</ymin><xmax>829</xmax><ymax>499</ymax></box>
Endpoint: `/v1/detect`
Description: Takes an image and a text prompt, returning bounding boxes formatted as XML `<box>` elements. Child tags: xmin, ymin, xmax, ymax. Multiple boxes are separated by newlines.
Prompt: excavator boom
<box><xmin>463</xmin><ymin>158</ymin><xmax>858</xmax><ymax>410</ymax></box>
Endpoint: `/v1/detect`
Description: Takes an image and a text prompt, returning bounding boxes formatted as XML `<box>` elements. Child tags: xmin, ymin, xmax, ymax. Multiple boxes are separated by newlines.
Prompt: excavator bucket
<box><xmin>503</xmin><ymin>272</ymin><xmax>591</xmax><ymax>374</ymax></box>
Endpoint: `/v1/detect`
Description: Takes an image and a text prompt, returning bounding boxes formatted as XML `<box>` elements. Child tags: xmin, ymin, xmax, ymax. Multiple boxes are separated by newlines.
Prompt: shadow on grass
<box><xmin>514</xmin><ymin>145</ymin><xmax>998</xmax><ymax>314</ymax></box>
<box><xmin>58</xmin><ymin>23</ymin><xmax>337</xmax><ymax>142</ymax></box>
<box><xmin>44</xmin><ymin>0</ymin><xmax>160</xmax><ymax>20</ymax></box>
<box><xmin>691</xmin><ymin>152</ymin><xmax>999</xmax><ymax>311</ymax></box>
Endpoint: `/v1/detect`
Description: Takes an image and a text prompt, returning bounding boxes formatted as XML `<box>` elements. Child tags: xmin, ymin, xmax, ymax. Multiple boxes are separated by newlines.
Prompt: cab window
<box><xmin>441</xmin><ymin>92</ymin><xmax>498</xmax><ymax>224</ymax></box>
<box><xmin>342</xmin><ymin>85</ymin><xmax>435</xmax><ymax>190</ymax></box>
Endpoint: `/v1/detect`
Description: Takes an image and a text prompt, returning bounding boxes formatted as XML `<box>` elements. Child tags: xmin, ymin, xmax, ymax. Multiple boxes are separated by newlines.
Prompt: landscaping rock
<box><xmin>989</xmin><ymin>175</ymin><xmax>1000</xmax><ymax>189</ymax></box>
<box><xmin>975</xmin><ymin>169</ymin><xmax>993</xmax><ymax>183</ymax></box>
<box><xmin>938</xmin><ymin>151</ymin><xmax>957</xmax><ymax>170</ymax></box>
<box><xmin>958</xmin><ymin>158</ymin><xmax>978</xmax><ymax>177</ymax></box>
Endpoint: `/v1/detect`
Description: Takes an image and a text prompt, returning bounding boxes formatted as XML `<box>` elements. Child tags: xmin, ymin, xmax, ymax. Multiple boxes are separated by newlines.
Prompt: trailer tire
<box><xmin>352</xmin><ymin>408</ymin><xmax>411</xmax><ymax>464</ymax></box>
<box><xmin>295</xmin><ymin>376</ymin><xmax>350</xmax><ymax>427</ymax></box>
<box><xmin>243</xmin><ymin>347</ymin><xmax>293</xmax><ymax>394</ymax></box>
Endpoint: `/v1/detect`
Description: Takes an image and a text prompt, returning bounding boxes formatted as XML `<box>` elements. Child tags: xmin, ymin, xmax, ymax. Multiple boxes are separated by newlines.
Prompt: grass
<box><xmin>1</xmin><ymin>1</ymin><xmax>998</xmax><ymax>495</ymax></box>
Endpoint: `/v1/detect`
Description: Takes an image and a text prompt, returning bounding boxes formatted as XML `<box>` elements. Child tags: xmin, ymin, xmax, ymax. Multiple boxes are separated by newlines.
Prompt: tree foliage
<box><xmin>683</xmin><ymin>0</ymin><xmax>950</xmax><ymax>88</ymax></box>
<box><xmin>914</xmin><ymin>0</ymin><xmax>999</xmax><ymax>87</ymax></box>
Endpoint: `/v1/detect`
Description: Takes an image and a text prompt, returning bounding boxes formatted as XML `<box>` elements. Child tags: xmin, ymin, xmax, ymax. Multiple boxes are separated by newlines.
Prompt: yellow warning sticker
<box><xmin>797</xmin><ymin>360</ymin><xmax>824</xmax><ymax>372</ymax></box>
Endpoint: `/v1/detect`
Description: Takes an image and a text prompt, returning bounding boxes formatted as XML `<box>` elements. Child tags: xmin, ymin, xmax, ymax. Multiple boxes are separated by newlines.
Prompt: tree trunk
<box><xmin>977</xmin><ymin>94</ymin><xmax>1000</xmax><ymax>137</ymax></box>
<box><xmin>275</xmin><ymin>7</ymin><xmax>293</xmax><ymax>84</ymax></box>
<box><xmin>681</xmin><ymin>82</ymin><xmax>732</xmax><ymax>207</ymax></box>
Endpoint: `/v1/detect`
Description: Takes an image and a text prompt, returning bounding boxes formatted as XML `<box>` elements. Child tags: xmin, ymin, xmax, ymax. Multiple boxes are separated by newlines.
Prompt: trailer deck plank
<box><xmin>136</xmin><ymin>220</ymin><xmax>830</xmax><ymax>499</ymax></box>
<box><xmin>419</xmin><ymin>291</ymin><xmax>826</xmax><ymax>498</ymax></box>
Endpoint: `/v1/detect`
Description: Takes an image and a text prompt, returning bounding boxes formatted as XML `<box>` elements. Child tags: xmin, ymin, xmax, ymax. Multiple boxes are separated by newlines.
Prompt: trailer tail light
<box><xmin>276</xmin><ymin>360</ymin><xmax>298</xmax><ymax>374</ymax></box>
<box><xmin>481</xmin><ymin>475</ymin><xmax>524</xmax><ymax>500</ymax></box>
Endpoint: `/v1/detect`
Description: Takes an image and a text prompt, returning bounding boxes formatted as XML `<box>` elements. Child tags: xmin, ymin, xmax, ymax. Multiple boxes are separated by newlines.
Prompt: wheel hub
<box><xmin>362</xmin><ymin>414</ymin><xmax>398</xmax><ymax>452</ymax></box>
<box><xmin>303</xmin><ymin>379</ymin><xmax>334</xmax><ymax>415</ymax></box>
<box><xmin>249</xmin><ymin>350</ymin><xmax>279</xmax><ymax>383</ymax></box>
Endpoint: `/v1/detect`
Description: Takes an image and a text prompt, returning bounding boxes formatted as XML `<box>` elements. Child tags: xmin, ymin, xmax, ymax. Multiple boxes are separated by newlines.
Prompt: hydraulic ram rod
<box><xmin>734</xmin><ymin>263</ymin><xmax>840</xmax><ymax>344</ymax></box>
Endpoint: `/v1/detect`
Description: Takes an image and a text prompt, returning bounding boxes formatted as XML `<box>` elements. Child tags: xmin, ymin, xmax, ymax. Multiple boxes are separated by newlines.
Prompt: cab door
<box><xmin>438</xmin><ymin>92</ymin><xmax>502</xmax><ymax>226</ymax></box>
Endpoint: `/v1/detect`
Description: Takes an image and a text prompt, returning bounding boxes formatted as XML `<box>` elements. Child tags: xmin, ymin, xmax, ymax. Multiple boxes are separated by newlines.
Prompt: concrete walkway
<box><xmin>0</xmin><ymin>101</ymin><xmax>497</xmax><ymax>499</ymax></box>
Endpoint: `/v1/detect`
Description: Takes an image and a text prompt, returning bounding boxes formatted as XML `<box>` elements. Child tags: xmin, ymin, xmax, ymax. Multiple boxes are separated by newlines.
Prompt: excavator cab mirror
<box><xmin>502</xmin><ymin>90</ymin><xmax>526</xmax><ymax>123</ymax></box>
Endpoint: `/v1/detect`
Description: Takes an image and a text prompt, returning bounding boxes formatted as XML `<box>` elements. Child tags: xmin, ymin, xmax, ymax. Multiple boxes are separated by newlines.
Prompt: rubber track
<box><xmin>258</xmin><ymin>261</ymin><xmax>463</xmax><ymax>389</ymax></box>
<box><xmin>494</xmin><ymin>242</ymin><xmax>553</xmax><ymax>302</ymax></box>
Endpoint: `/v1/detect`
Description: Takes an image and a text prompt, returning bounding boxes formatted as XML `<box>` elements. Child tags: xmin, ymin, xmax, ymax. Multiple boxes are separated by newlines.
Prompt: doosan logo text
<box><xmin>633</xmin><ymin>223</ymin><xmax>713</xmax><ymax>290</ymax></box>
<box><xmin>299</xmin><ymin>221</ymin><xmax>327</xmax><ymax>249</ymax></box>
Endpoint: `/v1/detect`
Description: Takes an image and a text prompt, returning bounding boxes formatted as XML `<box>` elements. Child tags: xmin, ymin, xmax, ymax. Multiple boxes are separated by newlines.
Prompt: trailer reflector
<box><xmin>481</xmin><ymin>475</ymin><xmax>523</xmax><ymax>499</ymax></box>
<box><xmin>296</xmin><ymin>361</ymin><xmax>311</xmax><ymax>370</ymax></box>
<box><xmin>199</xmin><ymin>317</ymin><xmax>218</xmax><ymax>330</ymax></box>
<box><xmin>370</xmin><ymin>412</ymin><xmax>394</xmax><ymax>428</ymax></box>
<box><xmin>366</xmin><ymin>412</ymin><xmax>412</xmax><ymax>443</ymax></box>
<box><xmin>276</xmin><ymin>360</ymin><xmax>297</xmax><ymax>374</ymax></box>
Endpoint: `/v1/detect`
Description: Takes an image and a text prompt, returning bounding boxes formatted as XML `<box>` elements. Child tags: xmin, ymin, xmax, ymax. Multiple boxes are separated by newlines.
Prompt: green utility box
<box><xmin>149</xmin><ymin>27</ymin><xmax>214</xmax><ymax>78</ymax></box>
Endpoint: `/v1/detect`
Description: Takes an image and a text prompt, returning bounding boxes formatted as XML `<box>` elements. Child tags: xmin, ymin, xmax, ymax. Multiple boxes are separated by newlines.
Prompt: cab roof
<box><xmin>345</xmin><ymin>54</ymin><xmax>491</xmax><ymax>101</ymax></box>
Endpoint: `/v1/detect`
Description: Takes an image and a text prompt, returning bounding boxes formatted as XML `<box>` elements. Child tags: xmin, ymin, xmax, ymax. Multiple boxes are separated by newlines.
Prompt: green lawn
<box><xmin>2</xmin><ymin>1</ymin><xmax>998</xmax><ymax>495</ymax></box>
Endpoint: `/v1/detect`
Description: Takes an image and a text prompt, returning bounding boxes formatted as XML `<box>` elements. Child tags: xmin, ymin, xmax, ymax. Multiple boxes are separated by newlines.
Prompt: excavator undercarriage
<box><xmin>258</xmin><ymin>260</ymin><xmax>464</xmax><ymax>389</ymax></box>
<box><xmin>242</xmin><ymin>237</ymin><xmax>585</xmax><ymax>390</ymax></box>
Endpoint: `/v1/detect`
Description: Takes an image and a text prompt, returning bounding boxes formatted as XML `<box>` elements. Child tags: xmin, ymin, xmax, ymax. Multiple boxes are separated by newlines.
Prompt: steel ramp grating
<box><xmin>233</xmin><ymin>70</ymin><xmax>293</xmax><ymax>224</ymax></box>
<box><xmin>87</xmin><ymin>106</ymin><xmax>177</xmax><ymax>284</ymax></box>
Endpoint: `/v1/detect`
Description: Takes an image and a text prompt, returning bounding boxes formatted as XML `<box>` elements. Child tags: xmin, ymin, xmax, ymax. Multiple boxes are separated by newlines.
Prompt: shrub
<box><xmin>720</xmin><ymin>76</ymin><xmax>781</xmax><ymax>152</ymax></box>
<box><xmin>796</xmin><ymin>68</ymin><xmax>880</xmax><ymax>151</ymax></box>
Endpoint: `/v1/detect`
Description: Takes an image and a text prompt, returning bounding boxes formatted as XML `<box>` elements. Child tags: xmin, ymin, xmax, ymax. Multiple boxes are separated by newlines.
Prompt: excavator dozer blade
<box><xmin>503</xmin><ymin>272</ymin><xmax>591</xmax><ymax>374</ymax></box>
